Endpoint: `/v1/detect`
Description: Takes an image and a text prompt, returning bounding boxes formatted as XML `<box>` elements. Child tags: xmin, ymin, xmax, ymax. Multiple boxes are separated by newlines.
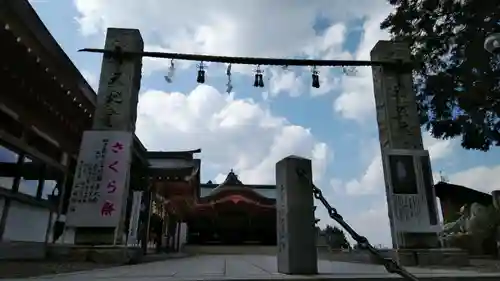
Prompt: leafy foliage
<box><xmin>381</xmin><ymin>0</ymin><xmax>500</xmax><ymax>151</ymax></box>
<box><xmin>322</xmin><ymin>225</ymin><xmax>351</xmax><ymax>249</ymax></box>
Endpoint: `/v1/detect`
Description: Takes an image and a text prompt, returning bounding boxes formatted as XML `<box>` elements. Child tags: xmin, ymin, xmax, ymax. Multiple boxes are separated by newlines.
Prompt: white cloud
<box><xmin>423</xmin><ymin>134</ymin><xmax>454</xmax><ymax>161</ymax></box>
<box><xmin>333</xmin><ymin>11</ymin><xmax>392</xmax><ymax>122</ymax></box>
<box><xmin>73</xmin><ymin>0</ymin><xmax>392</xmax><ymax>97</ymax></box>
<box><xmin>136</xmin><ymin>84</ymin><xmax>330</xmax><ymax>184</ymax></box>
<box><xmin>345</xmin><ymin>153</ymin><xmax>384</xmax><ymax>196</ymax></box>
<box><xmin>74</xmin><ymin>0</ymin><xmax>390</xmax><ymax>54</ymax></box>
<box><xmin>347</xmin><ymin>200</ymin><xmax>391</xmax><ymax>246</ymax></box>
<box><xmin>448</xmin><ymin>165</ymin><xmax>500</xmax><ymax>194</ymax></box>
<box><xmin>269</xmin><ymin>69</ymin><xmax>305</xmax><ymax>97</ymax></box>
<box><xmin>343</xmin><ymin>133</ymin><xmax>454</xmax><ymax>196</ymax></box>
<box><xmin>346</xmin><ymin>163</ymin><xmax>500</xmax><ymax>247</ymax></box>
<box><xmin>81</xmin><ymin>70</ymin><xmax>98</xmax><ymax>91</ymax></box>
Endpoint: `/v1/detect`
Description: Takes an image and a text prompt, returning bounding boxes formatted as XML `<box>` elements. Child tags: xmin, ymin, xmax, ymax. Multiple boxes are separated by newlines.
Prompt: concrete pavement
<box><xmin>7</xmin><ymin>254</ymin><xmax>500</xmax><ymax>280</ymax></box>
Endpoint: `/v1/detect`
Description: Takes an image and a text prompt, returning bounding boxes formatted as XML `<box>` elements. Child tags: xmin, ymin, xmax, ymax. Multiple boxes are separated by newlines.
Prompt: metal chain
<box><xmin>296</xmin><ymin>169</ymin><xmax>418</xmax><ymax>281</ymax></box>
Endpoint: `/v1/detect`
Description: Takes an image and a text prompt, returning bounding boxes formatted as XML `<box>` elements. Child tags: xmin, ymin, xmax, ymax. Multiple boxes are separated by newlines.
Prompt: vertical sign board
<box><xmin>66</xmin><ymin>131</ymin><xmax>133</xmax><ymax>227</ymax></box>
<box><xmin>384</xmin><ymin>149</ymin><xmax>439</xmax><ymax>234</ymax></box>
<box><xmin>276</xmin><ymin>183</ymin><xmax>287</xmax><ymax>256</ymax></box>
<box><xmin>127</xmin><ymin>191</ymin><xmax>143</xmax><ymax>245</ymax></box>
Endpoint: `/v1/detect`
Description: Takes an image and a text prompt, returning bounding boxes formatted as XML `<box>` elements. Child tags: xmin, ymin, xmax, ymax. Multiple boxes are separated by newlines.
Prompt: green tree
<box><xmin>323</xmin><ymin>225</ymin><xmax>350</xmax><ymax>249</ymax></box>
<box><xmin>380</xmin><ymin>0</ymin><xmax>500</xmax><ymax>151</ymax></box>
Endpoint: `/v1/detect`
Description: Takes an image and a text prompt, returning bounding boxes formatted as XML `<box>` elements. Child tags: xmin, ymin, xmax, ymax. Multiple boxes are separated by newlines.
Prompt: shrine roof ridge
<box><xmin>434</xmin><ymin>181</ymin><xmax>492</xmax><ymax>204</ymax></box>
<box><xmin>147</xmin><ymin>149</ymin><xmax>202</xmax><ymax>160</ymax></box>
<box><xmin>201</xmin><ymin>183</ymin><xmax>276</xmax><ymax>190</ymax></box>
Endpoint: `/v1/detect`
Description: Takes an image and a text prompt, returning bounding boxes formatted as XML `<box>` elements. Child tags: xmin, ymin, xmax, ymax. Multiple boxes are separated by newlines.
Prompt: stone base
<box><xmin>74</xmin><ymin>227</ymin><xmax>117</xmax><ymax>245</ymax></box>
<box><xmin>0</xmin><ymin>241</ymin><xmax>46</xmax><ymax>260</ymax></box>
<box><xmin>47</xmin><ymin>244</ymin><xmax>143</xmax><ymax>265</ymax></box>
<box><xmin>370</xmin><ymin>248</ymin><xmax>469</xmax><ymax>266</ymax></box>
<box><xmin>317</xmin><ymin>245</ymin><xmax>331</xmax><ymax>260</ymax></box>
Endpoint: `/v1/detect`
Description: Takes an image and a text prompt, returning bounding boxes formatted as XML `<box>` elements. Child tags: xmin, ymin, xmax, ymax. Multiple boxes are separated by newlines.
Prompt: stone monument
<box><xmin>275</xmin><ymin>156</ymin><xmax>317</xmax><ymax>274</ymax></box>
<box><xmin>65</xmin><ymin>28</ymin><xmax>144</xmax><ymax>245</ymax></box>
<box><xmin>440</xmin><ymin>202</ymin><xmax>500</xmax><ymax>255</ymax></box>
<box><xmin>371</xmin><ymin>41</ymin><xmax>441</xmax><ymax>250</ymax></box>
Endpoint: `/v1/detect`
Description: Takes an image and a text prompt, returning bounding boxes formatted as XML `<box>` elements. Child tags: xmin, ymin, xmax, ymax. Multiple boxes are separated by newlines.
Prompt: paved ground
<box><xmin>5</xmin><ymin>255</ymin><xmax>500</xmax><ymax>281</ymax></box>
<box><xmin>0</xmin><ymin>261</ymin><xmax>114</xmax><ymax>279</ymax></box>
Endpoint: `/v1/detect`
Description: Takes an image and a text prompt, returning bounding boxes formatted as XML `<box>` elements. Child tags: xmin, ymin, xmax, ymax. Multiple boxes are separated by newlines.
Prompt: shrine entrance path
<box><xmin>13</xmin><ymin>255</ymin><xmax>500</xmax><ymax>281</ymax></box>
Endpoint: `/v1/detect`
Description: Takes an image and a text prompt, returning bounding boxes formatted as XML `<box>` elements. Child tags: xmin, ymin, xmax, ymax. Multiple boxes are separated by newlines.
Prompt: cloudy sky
<box><xmin>30</xmin><ymin>0</ymin><xmax>500</xmax><ymax>246</ymax></box>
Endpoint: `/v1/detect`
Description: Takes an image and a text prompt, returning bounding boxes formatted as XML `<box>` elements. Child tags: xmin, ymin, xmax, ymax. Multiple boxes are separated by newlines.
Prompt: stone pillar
<box><xmin>93</xmin><ymin>28</ymin><xmax>143</xmax><ymax>132</ymax></box>
<box><xmin>65</xmin><ymin>28</ymin><xmax>143</xmax><ymax>245</ymax></box>
<box><xmin>276</xmin><ymin>156</ymin><xmax>317</xmax><ymax>274</ymax></box>
<box><xmin>491</xmin><ymin>190</ymin><xmax>500</xmax><ymax>257</ymax></box>
<box><xmin>492</xmin><ymin>191</ymin><xmax>500</xmax><ymax>210</ymax></box>
<box><xmin>371</xmin><ymin>41</ymin><xmax>440</xmax><ymax>249</ymax></box>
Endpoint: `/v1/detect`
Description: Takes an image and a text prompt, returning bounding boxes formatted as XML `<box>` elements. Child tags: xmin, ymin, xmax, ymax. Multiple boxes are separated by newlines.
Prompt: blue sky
<box><xmin>29</xmin><ymin>0</ymin><xmax>500</xmax><ymax>246</ymax></box>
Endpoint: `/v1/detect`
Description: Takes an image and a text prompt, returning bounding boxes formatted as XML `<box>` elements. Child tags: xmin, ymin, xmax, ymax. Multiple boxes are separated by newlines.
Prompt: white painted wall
<box><xmin>3</xmin><ymin>201</ymin><xmax>50</xmax><ymax>242</ymax></box>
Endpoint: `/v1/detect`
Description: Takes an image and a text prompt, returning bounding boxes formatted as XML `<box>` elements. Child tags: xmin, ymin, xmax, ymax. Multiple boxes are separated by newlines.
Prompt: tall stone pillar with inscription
<box><xmin>65</xmin><ymin>28</ymin><xmax>143</xmax><ymax>245</ymax></box>
<box><xmin>276</xmin><ymin>156</ymin><xmax>317</xmax><ymax>274</ymax></box>
<box><xmin>371</xmin><ymin>41</ymin><xmax>440</xmax><ymax>250</ymax></box>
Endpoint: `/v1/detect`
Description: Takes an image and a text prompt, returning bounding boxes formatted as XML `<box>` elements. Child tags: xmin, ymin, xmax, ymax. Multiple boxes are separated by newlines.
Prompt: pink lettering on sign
<box><xmin>108</xmin><ymin>161</ymin><xmax>119</xmax><ymax>172</ymax></box>
<box><xmin>101</xmin><ymin>201</ymin><xmax>115</xmax><ymax>216</ymax></box>
<box><xmin>111</xmin><ymin>142</ymin><xmax>124</xmax><ymax>153</ymax></box>
<box><xmin>107</xmin><ymin>180</ymin><xmax>117</xmax><ymax>193</ymax></box>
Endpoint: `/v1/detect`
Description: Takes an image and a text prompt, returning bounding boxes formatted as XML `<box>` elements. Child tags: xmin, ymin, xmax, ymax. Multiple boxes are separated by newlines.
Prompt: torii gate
<box><xmin>65</xmin><ymin>28</ymin><xmax>439</xmax><ymax>278</ymax></box>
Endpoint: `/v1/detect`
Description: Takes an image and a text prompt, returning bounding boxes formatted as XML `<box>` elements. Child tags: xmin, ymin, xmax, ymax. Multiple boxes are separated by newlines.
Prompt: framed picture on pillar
<box><xmin>388</xmin><ymin>154</ymin><xmax>418</xmax><ymax>194</ymax></box>
<box><xmin>382</xmin><ymin>149</ymin><xmax>440</xmax><ymax>233</ymax></box>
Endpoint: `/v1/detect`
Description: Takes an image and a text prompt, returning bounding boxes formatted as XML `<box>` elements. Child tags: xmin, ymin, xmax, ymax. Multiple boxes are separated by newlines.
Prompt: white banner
<box><xmin>66</xmin><ymin>131</ymin><xmax>133</xmax><ymax>227</ymax></box>
<box><xmin>127</xmin><ymin>191</ymin><xmax>143</xmax><ymax>245</ymax></box>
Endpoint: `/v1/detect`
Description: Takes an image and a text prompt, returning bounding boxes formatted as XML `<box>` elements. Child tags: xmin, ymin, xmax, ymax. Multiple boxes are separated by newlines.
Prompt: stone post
<box><xmin>65</xmin><ymin>28</ymin><xmax>143</xmax><ymax>245</ymax></box>
<box><xmin>276</xmin><ymin>156</ymin><xmax>317</xmax><ymax>274</ymax></box>
<box><xmin>92</xmin><ymin>28</ymin><xmax>143</xmax><ymax>132</ymax></box>
<box><xmin>492</xmin><ymin>190</ymin><xmax>500</xmax><ymax>258</ymax></box>
<box><xmin>371</xmin><ymin>41</ymin><xmax>440</xmax><ymax>250</ymax></box>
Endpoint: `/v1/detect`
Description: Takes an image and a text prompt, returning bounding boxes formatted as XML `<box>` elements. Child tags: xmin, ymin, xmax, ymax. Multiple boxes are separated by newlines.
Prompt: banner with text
<box><xmin>66</xmin><ymin>131</ymin><xmax>133</xmax><ymax>227</ymax></box>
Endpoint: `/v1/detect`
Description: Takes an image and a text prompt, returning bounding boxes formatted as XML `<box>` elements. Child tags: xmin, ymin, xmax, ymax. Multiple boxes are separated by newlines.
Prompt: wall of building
<box><xmin>0</xmin><ymin>197</ymin><xmax>4</xmax><ymax>223</ymax></box>
<box><xmin>149</xmin><ymin>159</ymin><xmax>194</xmax><ymax>169</ymax></box>
<box><xmin>439</xmin><ymin>197</ymin><xmax>463</xmax><ymax>224</ymax></box>
<box><xmin>3</xmin><ymin>200</ymin><xmax>50</xmax><ymax>242</ymax></box>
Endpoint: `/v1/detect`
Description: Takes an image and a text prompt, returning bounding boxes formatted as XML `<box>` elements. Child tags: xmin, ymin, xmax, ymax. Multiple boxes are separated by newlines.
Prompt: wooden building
<box><xmin>148</xmin><ymin>148</ymin><xmax>277</xmax><ymax>246</ymax></box>
<box><xmin>188</xmin><ymin>171</ymin><xmax>276</xmax><ymax>245</ymax></box>
<box><xmin>0</xmin><ymin>0</ymin><xmax>149</xmax><ymax>258</ymax></box>
<box><xmin>434</xmin><ymin>181</ymin><xmax>493</xmax><ymax>223</ymax></box>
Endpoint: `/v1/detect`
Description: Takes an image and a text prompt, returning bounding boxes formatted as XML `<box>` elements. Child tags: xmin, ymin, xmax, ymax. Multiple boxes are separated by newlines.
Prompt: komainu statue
<box><xmin>440</xmin><ymin>203</ymin><xmax>500</xmax><ymax>255</ymax></box>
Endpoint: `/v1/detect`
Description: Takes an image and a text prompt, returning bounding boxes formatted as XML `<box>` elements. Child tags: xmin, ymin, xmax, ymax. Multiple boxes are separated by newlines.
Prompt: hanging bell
<box><xmin>253</xmin><ymin>73</ymin><xmax>260</xmax><ymax>87</ymax></box>
<box><xmin>197</xmin><ymin>69</ymin><xmax>205</xmax><ymax>84</ymax></box>
<box><xmin>258</xmin><ymin>74</ymin><xmax>264</xmax><ymax>88</ymax></box>
<box><xmin>312</xmin><ymin>72</ymin><xmax>320</xmax><ymax>88</ymax></box>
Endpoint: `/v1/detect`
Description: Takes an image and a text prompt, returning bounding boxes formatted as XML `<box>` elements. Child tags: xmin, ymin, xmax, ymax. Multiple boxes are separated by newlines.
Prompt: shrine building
<box><xmin>147</xmin><ymin>150</ymin><xmax>278</xmax><ymax>246</ymax></box>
